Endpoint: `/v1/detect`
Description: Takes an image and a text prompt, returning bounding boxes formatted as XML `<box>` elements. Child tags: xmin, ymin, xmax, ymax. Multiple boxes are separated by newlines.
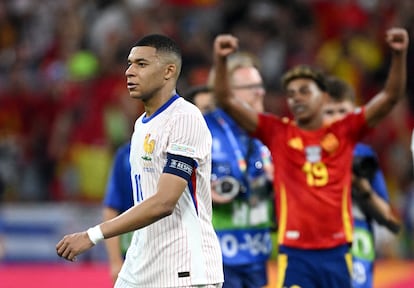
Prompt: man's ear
<box><xmin>164</xmin><ymin>64</ymin><xmax>176</xmax><ymax>80</ymax></box>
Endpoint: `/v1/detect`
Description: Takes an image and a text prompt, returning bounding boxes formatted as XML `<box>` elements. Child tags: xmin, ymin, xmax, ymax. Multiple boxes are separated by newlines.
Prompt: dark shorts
<box><xmin>223</xmin><ymin>261</ymin><xmax>268</xmax><ymax>288</ymax></box>
<box><xmin>277</xmin><ymin>244</ymin><xmax>352</xmax><ymax>288</ymax></box>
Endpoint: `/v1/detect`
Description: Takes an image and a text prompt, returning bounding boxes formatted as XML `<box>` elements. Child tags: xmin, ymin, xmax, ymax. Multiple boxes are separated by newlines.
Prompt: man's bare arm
<box><xmin>56</xmin><ymin>173</ymin><xmax>187</xmax><ymax>261</ymax></box>
<box><xmin>213</xmin><ymin>34</ymin><xmax>259</xmax><ymax>133</ymax></box>
<box><xmin>365</xmin><ymin>27</ymin><xmax>409</xmax><ymax>127</ymax></box>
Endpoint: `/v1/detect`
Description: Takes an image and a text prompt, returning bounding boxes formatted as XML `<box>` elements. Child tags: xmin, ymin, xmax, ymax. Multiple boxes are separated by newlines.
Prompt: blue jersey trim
<box><xmin>142</xmin><ymin>94</ymin><xmax>180</xmax><ymax>123</ymax></box>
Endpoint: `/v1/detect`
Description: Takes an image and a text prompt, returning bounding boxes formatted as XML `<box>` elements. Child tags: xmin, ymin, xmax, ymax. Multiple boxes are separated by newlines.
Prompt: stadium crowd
<box><xmin>0</xmin><ymin>0</ymin><xmax>414</xmax><ymax>259</ymax></box>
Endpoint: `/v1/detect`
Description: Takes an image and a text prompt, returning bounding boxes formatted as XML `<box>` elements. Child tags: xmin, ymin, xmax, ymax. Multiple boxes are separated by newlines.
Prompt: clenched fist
<box><xmin>214</xmin><ymin>34</ymin><xmax>239</xmax><ymax>58</ymax></box>
<box><xmin>386</xmin><ymin>27</ymin><xmax>409</xmax><ymax>53</ymax></box>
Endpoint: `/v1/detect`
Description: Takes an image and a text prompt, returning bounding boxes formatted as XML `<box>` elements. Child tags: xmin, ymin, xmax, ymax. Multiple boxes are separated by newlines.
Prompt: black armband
<box><xmin>163</xmin><ymin>153</ymin><xmax>195</xmax><ymax>182</ymax></box>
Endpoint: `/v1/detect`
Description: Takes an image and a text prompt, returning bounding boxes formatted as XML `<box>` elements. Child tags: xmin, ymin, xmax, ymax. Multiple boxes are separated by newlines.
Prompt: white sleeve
<box><xmin>166</xmin><ymin>113</ymin><xmax>212</xmax><ymax>162</ymax></box>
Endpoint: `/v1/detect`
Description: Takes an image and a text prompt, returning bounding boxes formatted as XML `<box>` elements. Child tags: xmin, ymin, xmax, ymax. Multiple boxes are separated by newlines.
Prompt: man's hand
<box><xmin>214</xmin><ymin>34</ymin><xmax>239</xmax><ymax>58</ymax></box>
<box><xmin>56</xmin><ymin>231</ymin><xmax>94</xmax><ymax>261</ymax></box>
<box><xmin>352</xmin><ymin>175</ymin><xmax>373</xmax><ymax>200</ymax></box>
<box><xmin>386</xmin><ymin>27</ymin><xmax>409</xmax><ymax>53</ymax></box>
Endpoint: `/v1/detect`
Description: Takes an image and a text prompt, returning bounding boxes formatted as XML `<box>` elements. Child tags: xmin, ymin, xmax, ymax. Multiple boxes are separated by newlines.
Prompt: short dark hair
<box><xmin>281</xmin><ymin>65</ymin><xmax>327</xmax><ymax>91</ymax></box>
<box><xmin>183</xmin><ymin>85</ymin><xmax>212</xmax><ymax>104</ymax></box>
<box><xmin>133</xmin><ymin>34</ymin><xmax>182</xmax><ymax>59</ymax></box>
<box><xmin>325</xmin><ymin>76</ymin><xmax>356</xmax><ymax>103</ymax></box>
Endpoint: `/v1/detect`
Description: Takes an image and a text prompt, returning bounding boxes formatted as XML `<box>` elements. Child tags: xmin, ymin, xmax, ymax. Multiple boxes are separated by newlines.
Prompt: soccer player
<box><xmin>323</xmin><ymin>76</ymin><xmax>401</xmax><ymax>288</ymax></box>
<box><xmin>204</xmin><ymin>52</ymin><xmax>274</xmax><ymax>288</ymax></box>
<box><xmin>212</xmin><ymin>27</ymin><xmax>408</xmax><ymax>288</ymax></box>
<box><xmin>56</xmin><ymin>34</ymin><xmax>224</xmax><ymax>288</ymax></box>
<box><xmin>102</xmin><ymin>141</ymin><xmax>134</xmax><ymax>283</ymax></box>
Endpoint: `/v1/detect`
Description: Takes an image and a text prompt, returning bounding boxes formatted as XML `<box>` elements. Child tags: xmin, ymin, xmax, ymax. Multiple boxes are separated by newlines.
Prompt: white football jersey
<box><xmin>117</xmin><ymin>95</ymin><xmax>223</xmax><ymax>287</ymax></box>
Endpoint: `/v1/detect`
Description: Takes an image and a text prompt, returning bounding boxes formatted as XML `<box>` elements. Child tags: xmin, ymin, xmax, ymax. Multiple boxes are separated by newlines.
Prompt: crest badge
<box><xmin>142</xmin><ymin>133</ymin><xmax>155</xmax><ymax>161</ymax></box>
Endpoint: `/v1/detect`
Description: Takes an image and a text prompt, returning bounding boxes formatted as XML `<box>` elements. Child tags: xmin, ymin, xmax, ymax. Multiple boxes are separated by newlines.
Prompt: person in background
<box><xmin>323</xmin><ymin>75</ymin><xmax>401</xmax><ymax>288</ymax></box>
<box><xmin>102</xmin><ymin>97</ymin><xmax>143</xmax><ymax>283</ymax></box>
<box><xmin>102</xmin><ymin>141</ymin><xmax>134</xmax><ymax>283</ymax></box>
<box><xmin>183</xmin><ymin>85</ymin><xmax>214</xmax><ymax>115</ymax></box>
<box><xmin>205</xmin><ymin>52</ymin><xmax>274</xmax><ymax>288</ymax></box>
<box><xmin>56</xmin><ymin>34</ymin><xmax>224</xmax><ymax>288</ymax></box>
<box><xmin>212</xmin><ymin>28</ymin><xmax>408</xmax><ymax>288</ymax></box>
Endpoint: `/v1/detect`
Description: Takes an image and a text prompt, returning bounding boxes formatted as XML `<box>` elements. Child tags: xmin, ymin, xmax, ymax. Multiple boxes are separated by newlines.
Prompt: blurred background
<box><xmin>0</xmin><ymin>0</ymin><xmax>414</xmax><ymax>287</ymax></box>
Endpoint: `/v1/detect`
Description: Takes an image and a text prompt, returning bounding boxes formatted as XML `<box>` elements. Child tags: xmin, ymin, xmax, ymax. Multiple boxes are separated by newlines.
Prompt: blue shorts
<box><xmin>277</xmin><ymin>244</ymin><xmax>352</xmax><ymax>288</ymax></box>
<box><xmin>222</xmin><ymin>261</ymin><xmax>268</xmax><ymax>288</ymax></box>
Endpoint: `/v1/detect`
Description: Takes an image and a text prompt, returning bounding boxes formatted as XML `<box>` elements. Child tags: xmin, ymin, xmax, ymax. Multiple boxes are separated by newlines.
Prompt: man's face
<box><xmin>125</xmin><ymin>46</ymin><xmax>167</xmax><ymax>100</ymax></box>
<box><xmin>231</xmin><ymin>67</ymin><xmax>265</xmax><ymax>113</ymax></box>
<box><xmin>322</xmin><ymin>100</ymin><xmax>354</xmax><ymax>125</ymax></box>
<box><xmin>285</xmin><ymin>78</ymin><xmax>326</xmax><ymax>124</ymax></box>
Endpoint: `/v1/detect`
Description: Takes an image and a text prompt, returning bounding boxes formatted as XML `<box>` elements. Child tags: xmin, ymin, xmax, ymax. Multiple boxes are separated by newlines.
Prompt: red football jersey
<box><xmin>254</xmin><ymin>108</ymin><xmax>369</xmax><ymax>249</ymax></box>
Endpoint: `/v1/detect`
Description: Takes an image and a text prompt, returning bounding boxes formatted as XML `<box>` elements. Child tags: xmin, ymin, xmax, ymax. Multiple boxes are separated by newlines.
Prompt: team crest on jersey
<box><xmin>320</xmin><ymin>133</ymin><xmax>339</xmax><ymax>153</ymax></box>
<box><xmin>305</xmin><ymin>145</ymin><xmax>321</xmax><ymax>163</ymax></box>
<box><xmin>142</xmin><ymin>133</ymin><xmax>155</xmax><ymax>161</ymax></box>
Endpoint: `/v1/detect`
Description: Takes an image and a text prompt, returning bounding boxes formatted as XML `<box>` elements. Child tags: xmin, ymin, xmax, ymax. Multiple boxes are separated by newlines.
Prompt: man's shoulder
<box><xmin>258</xmin><ymin>113</ymin><xmax>286</xmax><ymax>126</ymax></box>
<box><xmin>172</xmin><ymin>97</ymin><xmax>207</xmax><ymax>119</ymax></box>
<box><xmin>204</xmin><ymin>108</ymin><xmax>233</xmax><ymax>124</ymax></box>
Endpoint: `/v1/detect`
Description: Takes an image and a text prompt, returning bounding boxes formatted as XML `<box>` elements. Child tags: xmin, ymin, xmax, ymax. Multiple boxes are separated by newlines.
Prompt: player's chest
<box><xmin>277</xmin><ymin>129</ymin><xmax>348</xmax><ymax>163</ymax></box>
<box><xmin>130</xmin><ymin>122</ymin><xmax>169</xmax><ymax>170</ymax></box>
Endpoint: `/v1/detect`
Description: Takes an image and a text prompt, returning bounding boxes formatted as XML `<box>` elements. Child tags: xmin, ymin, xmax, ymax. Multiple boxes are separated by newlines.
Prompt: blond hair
<box><xmin>207</xmin><ymin>52</ymin><xmax>261</xmax><ymax>88</ymax></box>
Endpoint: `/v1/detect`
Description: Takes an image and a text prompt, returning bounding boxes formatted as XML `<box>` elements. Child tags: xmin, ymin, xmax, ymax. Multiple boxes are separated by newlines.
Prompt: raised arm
<box><xmin>213</xmin><ymin>34</ymin><xmax>259</xmax><ymax>133</ymax></box>
<box><xmin>364</xmin><ymin>27</ymin><xmax>409</xmax><ymax>127</ymax></box>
